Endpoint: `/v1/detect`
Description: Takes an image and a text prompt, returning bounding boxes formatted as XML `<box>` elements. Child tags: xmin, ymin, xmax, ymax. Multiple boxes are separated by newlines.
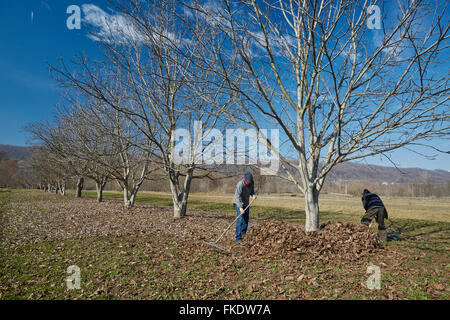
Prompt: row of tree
<box><xmin>26</xmin><ymin>0</ymin><xmax>448</xmax><ymax>231</ymax></box>
<box><xmin>0</xmin><ymin>151</ymin><xmax>19</xmax><ymax>188</ymax></box>
<box><xmin>5</xmin><ymin>153</ymin><xmax>450</xmax><ymax>198</ymax></box>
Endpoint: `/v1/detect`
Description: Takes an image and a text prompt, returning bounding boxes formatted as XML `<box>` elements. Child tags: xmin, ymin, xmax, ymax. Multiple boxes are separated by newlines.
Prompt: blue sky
<box><xmin>0</xmin><ymin>0</ymin><xmax>105</xmax><ymax>142</ymax></box>
<box><xmin>0</xmin><ymin>1</ymin><xmax>448</xmax><ymax>170</ymax></box>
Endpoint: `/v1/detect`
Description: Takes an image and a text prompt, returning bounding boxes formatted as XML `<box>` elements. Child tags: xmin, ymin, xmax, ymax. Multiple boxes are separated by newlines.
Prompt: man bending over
<box><xmin>233</xmin><ymin>172</ymin><xmax>257</xmax><ymax>243</ymax></box>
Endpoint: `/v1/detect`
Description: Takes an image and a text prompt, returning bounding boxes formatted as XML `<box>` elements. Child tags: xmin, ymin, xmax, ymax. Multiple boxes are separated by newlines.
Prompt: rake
<box><xmin>203</xmin><ymin>197</ymin><xmax>256</xmax><ymax>252</ymax></box>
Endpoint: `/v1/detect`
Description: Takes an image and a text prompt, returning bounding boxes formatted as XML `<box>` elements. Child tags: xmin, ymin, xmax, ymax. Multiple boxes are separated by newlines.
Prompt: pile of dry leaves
<box><xmin>245</xmin><ymin>220</ymin><xmax>383</xmax><ymax>261</ymax></box>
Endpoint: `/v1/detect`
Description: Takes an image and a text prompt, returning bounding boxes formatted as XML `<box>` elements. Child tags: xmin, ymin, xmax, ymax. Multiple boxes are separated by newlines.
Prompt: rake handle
<box><xmin>214</xmin><ymin>197</ymin><xmax>256</xmax><ymax>243</ymax></box>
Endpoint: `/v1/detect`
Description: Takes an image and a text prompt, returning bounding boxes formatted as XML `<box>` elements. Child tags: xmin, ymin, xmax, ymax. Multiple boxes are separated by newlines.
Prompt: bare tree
<box><xmin>117</xmin><ymin>0</ymin><xmax>235</xmax><ymax>218</ymax></box>
<box><xmin>61</xmin><ymin>81</ymin><xmax>154</xmax><ymax>208</ymax></box>
<box><xmin>26</xmin><ymin>98</ymin><xmax>114</xmax><ymax>202</ymax></box>
<box><xmin>93</xmin><ymin>102</ymin><xmax>153</xmax><ymax>208</ymax></box>
<box><xmin>26</xmin><ymin>122</ymin><xmax>76</xmax><ymax>195</ymax></box>
<box><xmin>50</xmin><ymin>0</ymin><xmax>233</xmax><ymax>218</ymax></box>
<box><xmin>56</xmin><ymin>101</ymin><xmax>114</xmax><ymax>202</ymax></box>
<box><xmin>22</xmin><ymin>146</ymin><xmax>70</xmax><ymax>194</ymax></box>
<box><xmin>187</xmin><ymin>0</ymin><xmax>449</xmax><ymax>231</ymax></box>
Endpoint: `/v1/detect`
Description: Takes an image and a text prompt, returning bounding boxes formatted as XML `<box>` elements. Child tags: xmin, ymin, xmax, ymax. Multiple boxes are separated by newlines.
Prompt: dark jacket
<box><xmin>362</xmin><ymin>191</ymin><xmax>385</xmax><ymax>211</ymax></box>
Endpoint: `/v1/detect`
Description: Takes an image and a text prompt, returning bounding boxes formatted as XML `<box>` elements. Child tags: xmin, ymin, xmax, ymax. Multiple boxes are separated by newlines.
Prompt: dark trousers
<box><xmin>235</xmin><ymin>204</ymin><xmax>249</xmax><ymax>242</ymax></box>
<box><xmin>361</xmin><ymin>206</ymin><xmax>387</xmax><ymax>230</ymax></box>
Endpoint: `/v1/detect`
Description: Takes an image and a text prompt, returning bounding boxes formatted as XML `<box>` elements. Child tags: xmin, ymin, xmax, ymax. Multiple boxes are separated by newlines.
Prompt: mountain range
<box><xmin>0</xmin><ymin>144</ymin><xmax>33</xmax><ymax>161</ymax></box>
<box><xmin>1</xmin><ymin>144</ymin><xmax>448</xmax><ymax>184</ymax></box>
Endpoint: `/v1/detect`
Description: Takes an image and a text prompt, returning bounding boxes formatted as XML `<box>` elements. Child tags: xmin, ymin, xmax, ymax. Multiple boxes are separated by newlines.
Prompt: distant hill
<box><xmin>0</xmin><ymin>144</ymin><xmax>448</xmax><ymax>184</ymax></box>
<box><xmin>325</xmin><ymin>162</ymin><xmax>450</xmax><ymax>184</ymax></box>
<box><xmin>218</xmin><ymin>160</ymin><xmax>450</xmax><ymax>184</ymax></box>
<box><xmin>0</xmin><ymin>144</ymin><xmax>33</xmax><ymax>160</ymax></box>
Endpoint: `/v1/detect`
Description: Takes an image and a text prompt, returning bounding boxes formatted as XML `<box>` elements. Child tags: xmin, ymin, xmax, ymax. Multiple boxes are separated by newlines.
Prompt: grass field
<box><xmin>0</xmin><ymin>189</ymin><xmax>449</xmax><ymax>300</ymax></box>
<box><xmin>77</xmin><ymin>189</ymin><xmax>450</xmax><ymax>222</ymax></box>
<box><xmin>185</xmin><ymin>192</ymin><xmax>450</xmax><ymax>222</ymax></box>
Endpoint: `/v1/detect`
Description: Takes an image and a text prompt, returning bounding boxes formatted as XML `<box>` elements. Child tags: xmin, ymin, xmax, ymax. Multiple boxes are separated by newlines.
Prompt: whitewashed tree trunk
<box><xmin>170</xmin><ymin>168</ymin><xmax>193</xmax><ymax>219</ymax></box>
<box><xmin>170</xmin><ymin>183</ymin><xmax>189</xmax><ymax>219</ymax></box>
<box><xmin>95</xmin><ymin>181</ymin><xmax>105</xmax><ymax>202</ymax></box>
<box><xmin>126</xmin><ymin>186</ymin><xmax>139</xmax><ymax>208</ymax></box>
<box><xmin>60</xmin><ymin>182</ymin><xmax>66</xmax><ymax>195</ymax></box>
<box><xmin>304</xmin><ymin>185</ymin><xmax>320</xmax><ymax>232</ymax></box>
<box><xmin>121</xmin><ymin>164</ymin><xmax>147</xmax><ymax>208</ymax></box>
<box><xmin>122</xmin><ymin>184</ymin><xmax>139</xmax><ymax>208</ymax></box>
<box><xmin>173</xmin><ymin>196</ymin><xmax>188</xmax><ymax>219</ymax></box>
<box><xmin>118</xmin><ymin>180</ymin><xmax>136</xmax><ymax>208</ymax></box>
<box><xmin>122</xmin><ymin>182</ymin><xmax>130</xmax><ymax>207</ymax></box>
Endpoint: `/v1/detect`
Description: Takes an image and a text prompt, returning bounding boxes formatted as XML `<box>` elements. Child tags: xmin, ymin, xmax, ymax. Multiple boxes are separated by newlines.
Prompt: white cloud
<box><xmin>192</xmin><ymin>0</ymin><xmax>230</xmax><ymax>29</ymax></box>
<box><xmin>187</xmin><ymin>0</ymin><xmax>295</xmax><ymax>59</ymax></box>
<box><xmin>372</xmin><ymin>31</ymin><xmax>409</xmax><ymax>61</ymax></box>
<box><xmin>81</xmin><ymin>4</ymin><xmax>190</xmax><ymax>49</ymax></box>
<box><xmin>340</xmin><ymin>45</ymin><xmax>359</xmax><ymax>63</ymax></box>
<box><xmin>81</xmin><ymin>4</ymin><xmax>146</xmax><ymax>44</ymax></box>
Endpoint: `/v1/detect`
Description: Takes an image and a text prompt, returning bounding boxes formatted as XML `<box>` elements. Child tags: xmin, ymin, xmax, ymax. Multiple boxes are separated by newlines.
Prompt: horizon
<box><xmin>1</xmin><ymin>142</ymin><xmax>449</xmax><ymax>173</ymax></box>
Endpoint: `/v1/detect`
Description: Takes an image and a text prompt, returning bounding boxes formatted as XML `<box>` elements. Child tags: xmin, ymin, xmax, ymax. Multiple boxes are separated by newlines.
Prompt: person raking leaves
<box><xmin>360</xmin><ymin>189</ymin><xmax>388</xmax><ymax>242</ymax></box>
<box><xmin>233</xmin><ymin>172</ymin><xmax>257</xmax><ymax>243</ymax></box>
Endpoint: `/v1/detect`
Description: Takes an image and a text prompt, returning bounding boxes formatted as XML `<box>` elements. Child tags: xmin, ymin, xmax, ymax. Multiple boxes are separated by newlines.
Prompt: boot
<box><xmin>377</xmin><ymin>228</ymin><xmax>387</xmax><ymax>242</ymax></box>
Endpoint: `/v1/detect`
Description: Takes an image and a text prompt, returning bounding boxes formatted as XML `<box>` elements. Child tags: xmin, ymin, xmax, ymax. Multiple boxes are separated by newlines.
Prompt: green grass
<box><xmin>77</xmin><ymin>189</ymin><xmax>361</xmax><ymax>225</ymax></box>
<box><xmin>0</xmin><ymin>231</ymin><xmax>353</xmax><ymax>299</ymax></box>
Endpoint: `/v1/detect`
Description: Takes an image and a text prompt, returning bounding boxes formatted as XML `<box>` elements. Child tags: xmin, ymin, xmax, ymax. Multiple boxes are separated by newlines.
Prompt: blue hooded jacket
<box><xmin>362</xmin><ymin>189</ymin><xmax>385</xmax><ymax>211</ymax></box>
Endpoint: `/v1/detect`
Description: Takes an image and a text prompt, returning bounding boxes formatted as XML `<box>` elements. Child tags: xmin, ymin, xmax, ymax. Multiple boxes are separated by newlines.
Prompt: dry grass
<box><xmin>138</xmin><ymin>191</ymin><xmax>450</xmax><ymax>223</ymax></box>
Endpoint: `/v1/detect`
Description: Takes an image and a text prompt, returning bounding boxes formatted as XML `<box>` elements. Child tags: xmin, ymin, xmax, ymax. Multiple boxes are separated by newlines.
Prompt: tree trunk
<box><xmin>96</xmin><ymin>182</ymin><xmax>104</xmax><ymax>203</ymax></box>
<box><xmin>170</xmin><ymin>180</ymin><xmax>184</xmax><ymax>219</ymax></box>
<box><xmin>170</xmin><ymin>169</ymin><xmax>193</xmax><ymax>219</ymax></box>
<box><xmin>304</xmin><ymin>186</ymin><xmax>320</xmax><ymax>232</ymax></box>
<box><xmin>173</xmin><ymin>197</ymin><xmax>188</xmax><ymax>219</ymax></box>
<box><xmin>123</xmin><ymin>183</ymin><xmax>130</xmax><ymax>207</ymax></box>
<box><xmin>126</xmin><ymin>183</ymin><xmax>143</xmax><ymax>209</ymax></box>
<box><xmin>119</xmin><ymin>180</ymin><xmax>139</xmax><ymax>208</ymax></box>
<box><xmin>124</xmin><ymin>165</ymin><xmax>148</xmax><ymax>208</ymax></box>
<box><xmin>127</xmin><ymin>188</ymin><xmax>137</xmax><ymax>208</ymax></box>
<box><xmin>76</xmin><ymin>177</ymin><xmax>84</xmax><ymax>198</ymax></box>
